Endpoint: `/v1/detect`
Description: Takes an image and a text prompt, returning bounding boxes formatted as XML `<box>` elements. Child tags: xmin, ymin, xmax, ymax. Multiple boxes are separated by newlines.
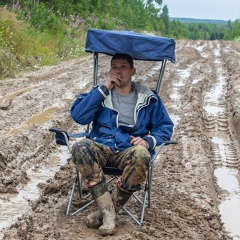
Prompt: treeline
<box><xmin>0</xmin><ymin>0</ymin><xmax>239</xmax><ymax>78</ymax></box>
<box><xmin>169</xmin><ymin>19</ymin><xmax>240</xmax><ymax>40</ymax></box>
<box><xmin>2</xmin><ymin>0</ymin><xmax>239</xmax><ymax>40</ymax></box>
<box><xmin>1</xmin><ymin>0</ymin><xmax>170</xmax><ymax>33</ymax></box>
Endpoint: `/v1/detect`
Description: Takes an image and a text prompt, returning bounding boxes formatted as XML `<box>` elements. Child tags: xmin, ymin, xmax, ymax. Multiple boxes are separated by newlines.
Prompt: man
<box><xmin>71</xmin><ymin>53</ymin><xmax>173</xmax><ymax>235</ymax></box>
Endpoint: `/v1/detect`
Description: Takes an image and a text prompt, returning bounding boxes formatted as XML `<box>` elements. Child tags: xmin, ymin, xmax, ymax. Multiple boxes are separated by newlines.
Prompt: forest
<box><xmin>1</xmin><ymin>0</ymin><xmax>240</xmax><ymax>78</ymax></box>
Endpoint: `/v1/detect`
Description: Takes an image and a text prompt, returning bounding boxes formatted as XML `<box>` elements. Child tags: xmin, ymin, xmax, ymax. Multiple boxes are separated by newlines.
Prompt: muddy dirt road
<box><xmin>0</xmin><ymin>40</ymin><xmax>240</xmax><ymax>240</ymax></box>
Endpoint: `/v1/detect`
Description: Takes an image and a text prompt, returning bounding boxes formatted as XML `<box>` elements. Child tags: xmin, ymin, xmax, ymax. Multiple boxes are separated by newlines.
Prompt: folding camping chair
<box><xmin>49</xmin><ymin>28</ymin><xmax>177</xmax><ymax>226</ymax></box>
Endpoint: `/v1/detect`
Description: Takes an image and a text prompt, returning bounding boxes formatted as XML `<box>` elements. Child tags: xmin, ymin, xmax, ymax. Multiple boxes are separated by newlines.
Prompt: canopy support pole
<box><xmin>93</xmin><ymin>52</ymin><xmax>98</xmax><ymax>86</ymax></box>
<box><xmin>156</xmin><ymin>59</ymin><xmax>167</xmax><ymax>94</ymax></box>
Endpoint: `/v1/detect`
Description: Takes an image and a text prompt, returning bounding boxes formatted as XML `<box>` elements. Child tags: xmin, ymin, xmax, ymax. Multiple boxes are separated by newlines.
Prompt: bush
<box><xmin>0</xmin><ymin>4</ymin><xmax>86</xmax><ymax>79</ymax></box>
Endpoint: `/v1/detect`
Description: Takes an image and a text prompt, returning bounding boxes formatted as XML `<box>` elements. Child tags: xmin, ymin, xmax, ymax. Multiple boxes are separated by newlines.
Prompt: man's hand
<box><xmin>130</xmin><ymin>136</ymin><xmax>149</xmax><ymax>149</ymax></box>
<box><xmin>105</xmin><ymin>73</ymin><xmax>122</xmax><ymax>90</ymax></box>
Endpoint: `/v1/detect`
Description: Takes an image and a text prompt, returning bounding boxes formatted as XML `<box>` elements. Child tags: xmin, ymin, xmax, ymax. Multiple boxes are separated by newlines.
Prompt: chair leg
<box><xmin>66</xmin><ymin>176</ymin><xmax>78</xmax><ymax>215</ymax></box>
<box><xmin>147</xmin><ymin>166</ymin><xmax>153</xmax><ymax>208</ymax></box>
<box><xmin>66</xmin><ymin>172</ymin><xmax>95</xmax><ymax>216</ymax></box>
<box><xmin>66</xmin><ymin>169</ymin><xmax>82</xmax><ymax>215</ymax></box>
<box><xmin>66</xmin><ymin>174</ymin><xmax>120</xmax><ymax>217</ymax></box>
<box><xmin>123</xmin><ymin>167</ymin><xmax>153</xmax><ymax>226</ymax></box>
<box><xmin>76</xmin><ymin>169</ymin><xmax>82</xmax><ymax>199</ymax></box>
<box><xmin>123</xmin><ymin>185</ymin><xmax>148</xmax><ymax>226</ymax></box>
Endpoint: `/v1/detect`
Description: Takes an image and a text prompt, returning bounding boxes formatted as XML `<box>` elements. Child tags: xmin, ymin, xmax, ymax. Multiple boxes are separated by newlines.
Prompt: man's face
<box><xmin>110</xmin><ymin>58</ymin><xmax>136</xmax><ymax>87</ymax></box>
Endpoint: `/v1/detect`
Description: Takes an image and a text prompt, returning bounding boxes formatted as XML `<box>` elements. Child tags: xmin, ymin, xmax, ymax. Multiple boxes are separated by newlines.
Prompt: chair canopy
<box><xmin>85</xmin><ymin>28</ymin><xmax>176</xmax><ymax>63</ymax></box>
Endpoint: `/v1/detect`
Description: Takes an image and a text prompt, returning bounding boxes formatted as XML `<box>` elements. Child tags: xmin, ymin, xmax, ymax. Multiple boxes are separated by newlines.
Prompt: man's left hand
<box><xmin>130</xmin><ymin>136</ymin><xmax>148</xmax><ymax>148</ymax></box>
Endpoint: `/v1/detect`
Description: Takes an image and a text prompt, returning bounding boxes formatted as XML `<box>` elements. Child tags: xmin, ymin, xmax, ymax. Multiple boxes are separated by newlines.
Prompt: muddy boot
<box><xmin>112</xmin><ymin>181</ymin><xmax>133</xmax><ymax>213</ymax></box>
<box><xmin>88</xmin><ymin>181</ymin><xmax>116</xmax><ymax>236</ymax></box>
<box><xmin>86</xmin><ymin>210</ymin><xmax>102</xmax><ymax>229</ymax></box>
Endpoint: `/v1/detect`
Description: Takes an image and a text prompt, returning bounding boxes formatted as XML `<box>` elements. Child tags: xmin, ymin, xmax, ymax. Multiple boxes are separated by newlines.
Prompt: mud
<box><xmin>0</xmin><ymin>40</ymin><xmax>240</xmax><ymax>240</ymax></box>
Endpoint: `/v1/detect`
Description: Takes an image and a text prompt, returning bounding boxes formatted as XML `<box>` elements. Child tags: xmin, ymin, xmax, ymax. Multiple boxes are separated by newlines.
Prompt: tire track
<box><xmin>203</xmin><ymin>42</ymin><xmax>239</xmax><ymax>169</ymax></box>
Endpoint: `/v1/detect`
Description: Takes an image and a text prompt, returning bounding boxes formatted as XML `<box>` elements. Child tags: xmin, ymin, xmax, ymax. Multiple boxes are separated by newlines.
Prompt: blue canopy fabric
<box><xmin>85</xmin><ymin>28</ymin><xmax>176</xmax><ymax>63</ymax></box>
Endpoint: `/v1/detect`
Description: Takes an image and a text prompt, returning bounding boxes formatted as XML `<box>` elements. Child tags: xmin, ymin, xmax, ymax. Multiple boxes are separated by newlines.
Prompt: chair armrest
<box><xmin>161</xmin><ymin>140</ymin><xmax>178</xmax><ymax>145</ymax></box>
<box><xmin>49</xmin><ymin>127</ymin><xmax>89</xmax><ymax>147</ymax></box>
<box><xmin>49</xmin><ymin>127</ymin><xmax>69</xmax><ymax>146</ymax></box>
<box><xmin>49</xmin><ymin>127</ymin><xmax>65</xmax><ymax>134</ymax></box>
<box><xmin>151</xmin><ymin>140</ymin><xmax>178</xmax><ymax>163</ymax></box>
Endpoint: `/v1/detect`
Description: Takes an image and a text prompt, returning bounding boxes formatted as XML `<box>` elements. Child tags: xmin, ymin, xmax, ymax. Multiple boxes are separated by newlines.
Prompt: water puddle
<box><xmin>170</xmin><ymin>113</ymin><xmax>180</xmax><ymax>129</ymax></box>
<box><xmin>178</xmin><ymin>69</ymin><xmax>191</xmax><ymax>80</ymax></box>
<box><xmin>204</xmin><ymin>105</ymin><xmax>224</xmax><ymax>114</ymax></box>
<box><xmin>6</xmin><ymin>107</ymin><xmax>59</xmax><ymax>136</ymax></box>
<box><xmin>0</xmin><ymin>146</ymin><xmax>70</xmax><ymax>238</ymax></box>
<box><xmin>215</xmin><ymin>167</ymin><xmax>240</xmax><ymax>239</ymax></box>
<box><xmin>170</xmin><ymin>68</ymin><xmax>191</xmax><ymax>100</ymax></box>
<box><xmin>0</xmin><ymin>87</ymin><xmax>36</xmax><ymax>106</ymax></box>
<box><xmin>26</xmin><ymin>107</ymin><xmax>58</xmax><ymax>125</ymax></box>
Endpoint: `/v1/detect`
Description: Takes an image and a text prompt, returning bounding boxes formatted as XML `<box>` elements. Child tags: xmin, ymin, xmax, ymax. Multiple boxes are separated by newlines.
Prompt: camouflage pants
<box><xmin>71</xmin><ymin>138</ymin><xmax>151</xmax><ymax>192</ymax></box>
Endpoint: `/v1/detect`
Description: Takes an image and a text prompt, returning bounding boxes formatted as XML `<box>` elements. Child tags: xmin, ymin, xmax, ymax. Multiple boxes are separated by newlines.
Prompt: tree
<box><xmin>160</xmin><ymin>4</ymin><xmax>169</xmax><ymax>34</ymax></box>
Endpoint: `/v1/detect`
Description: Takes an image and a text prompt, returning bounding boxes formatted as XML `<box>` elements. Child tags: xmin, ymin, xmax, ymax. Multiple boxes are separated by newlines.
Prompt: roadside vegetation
<box><xmin>0</xmin><ymin>0</ymin><xmax>240</xmax><ymax>79</ymax></box>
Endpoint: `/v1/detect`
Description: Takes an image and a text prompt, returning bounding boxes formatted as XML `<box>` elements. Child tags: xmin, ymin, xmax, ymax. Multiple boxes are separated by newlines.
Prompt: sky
<box><xmin>162</xmin><ymin>0</ymin><xmax>240</xmax><ymax>21</ymax></box>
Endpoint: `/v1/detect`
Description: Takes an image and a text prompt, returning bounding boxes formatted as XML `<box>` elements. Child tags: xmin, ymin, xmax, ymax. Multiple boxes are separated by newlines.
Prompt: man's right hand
<box><xmin>105</xmin><ymin>73</ymin><xmax>121</xmax><ymax>90</ymax></box>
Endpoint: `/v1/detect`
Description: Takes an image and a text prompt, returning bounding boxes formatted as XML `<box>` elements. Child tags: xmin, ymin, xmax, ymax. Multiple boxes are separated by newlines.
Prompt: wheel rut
<box><xmin>203</xmin><ymin>42</ymin><xmax>239</xmax><ymax>169</ymax></box>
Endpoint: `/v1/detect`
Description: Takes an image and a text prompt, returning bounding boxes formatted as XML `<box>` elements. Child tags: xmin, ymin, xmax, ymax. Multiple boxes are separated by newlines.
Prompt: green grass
<box><xmin>0</xmin><ymin>7</ymin><xmax>87</xmax><ymax>79</ymax></box>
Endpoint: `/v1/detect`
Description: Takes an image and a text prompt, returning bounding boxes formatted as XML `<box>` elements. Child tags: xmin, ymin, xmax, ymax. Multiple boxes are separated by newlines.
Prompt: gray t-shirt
<box><xmin>111</xmin><ymin>88</ymin><xmax>138</xmax><ymax>126</ymax></box>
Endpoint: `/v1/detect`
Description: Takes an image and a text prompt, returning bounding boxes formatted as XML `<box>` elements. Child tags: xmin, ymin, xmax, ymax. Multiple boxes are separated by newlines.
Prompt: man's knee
<box><xmin>72</xmin><ymin>138</ymin><xmax>93</xmax><ymax>151</ymax></box>
<box><xmin>71</xmin><ymin>138</ymin><xmax>95</xmax><ymax>164</ymax></box>
<box><xmin>132</xmin><ymin>145</ymin><xmax>151</xmax><ymax>163</ymax></box>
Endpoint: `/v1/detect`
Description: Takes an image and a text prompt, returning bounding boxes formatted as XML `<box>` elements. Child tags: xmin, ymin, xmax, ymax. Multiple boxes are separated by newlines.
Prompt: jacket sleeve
<box><xmin>71</xmin><ymin>86</ymin><xmax>107</xmax><ymax>125</ymax></box>
<box><xmin>142</xmin><ymin>95</ymin><xmax>174</xmax><ymax>150</ymax></box>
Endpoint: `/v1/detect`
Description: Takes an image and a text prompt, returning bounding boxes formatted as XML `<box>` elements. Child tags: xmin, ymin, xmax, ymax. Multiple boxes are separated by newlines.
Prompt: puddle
<box><xmin>0</xmin><ymin>87</ymin><xmax>36</xmax><ymax>106</ymax></box>
<box><xmin>170</xmin><ymin>113</ymin><xmax>180</xmax><ymax>129</ymax></box>
<box><xmin>26</xmin><ymin>107</ymin><xmax>58</xmax><ymax>125</ymax></box>
<box><xmin>170</xmin><ymin>91</ymin><xmax>180</xmax><ymax>100</ymax></box>
<box><xmin>192</xmin><ymin>79</ymin><xmax>201</xmax><ymax>84</ymax></box>
<box><xmin>4</xmin><ymin>107</ymin><xmax>59</xmax><ymax>136</ymax></box>
<box><xmin>169</xmin><ymin>67</ymin><xmax>191</xmax><ymax>100</ymax></box>
<box><xmin>205</xmin><ymin>84</ymin><xmax>224</xmax><ymax>100</ymax></box>
<box><xmin>0</xmin><ymin>146</ymin><xmax>70</xmax><ymax>239</ymax></box>
<box><xmin>215</xmin><ymin>167</ymin><xmax>240</xmax><ymax>240</ymax></box>
<box><xmin>196</xmin><ymin>42</ymin><xmax>206</xmax><ymax>52</ymax></box>
<box><xmin>178</xmin><ymin>69</ymin><xmax>191</xmax><ymax>80</ymax></box>
<box><xmin>204</xmin><ymin>105</ymin><xmax>224</xmax><ymax>114</ymax></box>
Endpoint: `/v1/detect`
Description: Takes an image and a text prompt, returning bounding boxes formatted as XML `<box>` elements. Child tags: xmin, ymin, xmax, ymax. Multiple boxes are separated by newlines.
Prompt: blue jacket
<box><xmin>71</xmin><ymin>82</ymin><xmax>174</xmax><ymax>154</ymax></box>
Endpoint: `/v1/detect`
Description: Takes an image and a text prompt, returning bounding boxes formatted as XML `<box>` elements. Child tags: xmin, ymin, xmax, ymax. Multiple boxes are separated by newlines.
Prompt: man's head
<box><xmin>108</xmin><ymin>53</ymin><xmax>136</xmax><ymax>92</ymax></box>
<box><xmin>111</xmin><ymin>53</ymin><xmax>134</xmax><ymax>69</ymax></box>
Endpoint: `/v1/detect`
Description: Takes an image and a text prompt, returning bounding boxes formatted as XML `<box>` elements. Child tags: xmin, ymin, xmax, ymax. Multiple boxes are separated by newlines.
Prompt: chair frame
<box><xmin>49</xmin><ymin>28</ymin><xmax>177</xmax><ymax>226</ymax></box>
<box><xmin>49</xmin><ymin>127</ymin><xmax>177</xmax><ymax>225</ymax></box>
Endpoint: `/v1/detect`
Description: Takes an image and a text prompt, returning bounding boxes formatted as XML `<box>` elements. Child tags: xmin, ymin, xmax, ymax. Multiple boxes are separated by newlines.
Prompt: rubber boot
<box><xmin>112</xmin><ymin>181</ymin><xmax>133</xmax><ymax>213</ymax></box>
<box><xmin>86</xmin><ymin>210</ymin><xmax>102</xmax><ymax>229</ymax></box>
<box><xmin>88</xmin><ymin>181</ymin><xmax>116</xmax><ymax>236</ymax></box>
<box><xmin>86</xmin><ymin>181</ymin><xmax>133</xmax><ymax>229</ymax></box>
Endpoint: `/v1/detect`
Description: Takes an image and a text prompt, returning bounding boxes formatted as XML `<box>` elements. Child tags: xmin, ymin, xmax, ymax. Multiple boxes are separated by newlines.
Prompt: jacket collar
<box><xmin>103</xmin><ymin>81</ymin><xmax>156</xmax><ymax>109</ymax></box>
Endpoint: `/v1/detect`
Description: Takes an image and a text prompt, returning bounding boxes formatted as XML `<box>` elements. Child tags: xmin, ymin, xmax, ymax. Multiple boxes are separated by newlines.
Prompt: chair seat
<box><xmin>102</xmin><ymin>167</ymin><xmax>123</xmax><ymax>176</ymax></box>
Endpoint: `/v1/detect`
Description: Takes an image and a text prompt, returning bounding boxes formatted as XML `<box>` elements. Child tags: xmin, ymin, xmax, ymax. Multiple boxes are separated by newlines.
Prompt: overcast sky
<box><xmin>162</xmin><ymin>0</ymin><xmax>240</xmax><ymax>21</ymax></box>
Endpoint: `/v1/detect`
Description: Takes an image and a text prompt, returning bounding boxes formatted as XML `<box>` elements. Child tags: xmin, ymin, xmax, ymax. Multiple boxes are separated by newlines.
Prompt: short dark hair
<box><xmin>111</xmin><ymin>53</ymin><xmax>134</xmax><ymax>68</ymax></box>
